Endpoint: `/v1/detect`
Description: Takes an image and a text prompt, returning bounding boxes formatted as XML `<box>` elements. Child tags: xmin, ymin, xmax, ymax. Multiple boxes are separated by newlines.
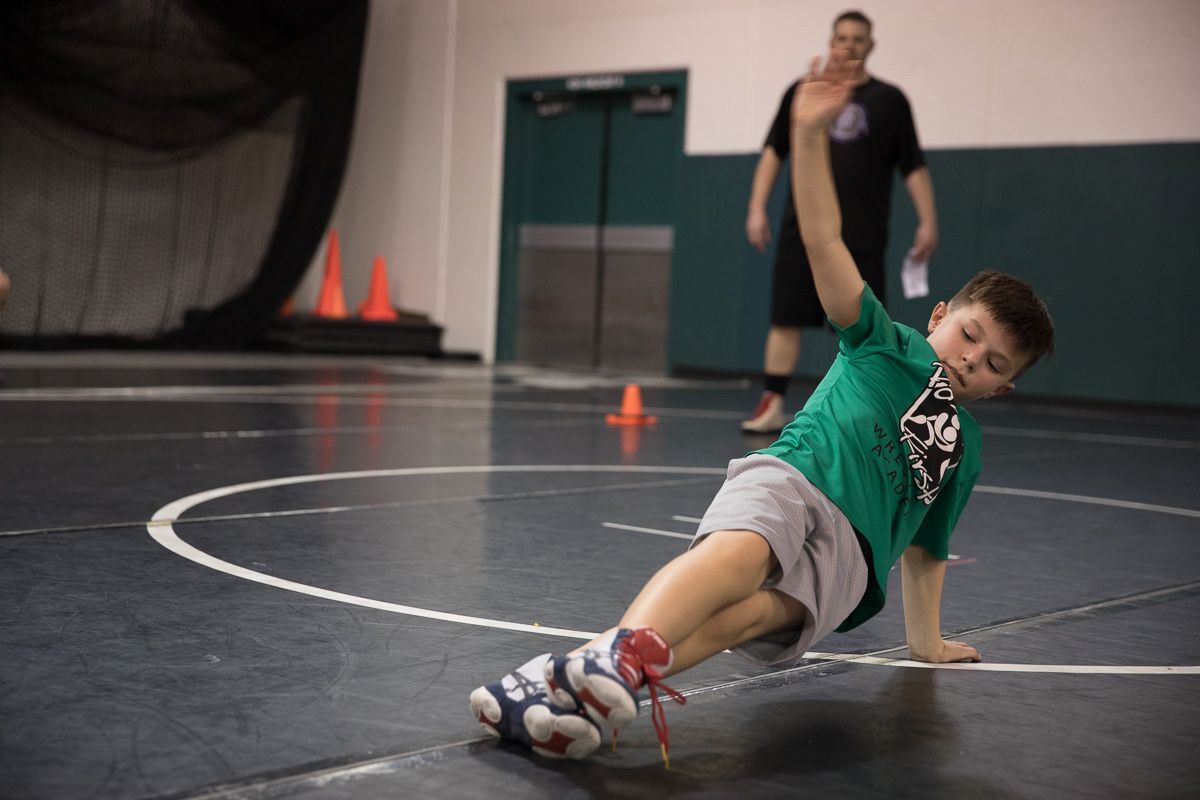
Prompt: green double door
<box><xmin>496</xmin><ymin>72</ymin><xmax>686</xmax><ymax>371</ymax></box>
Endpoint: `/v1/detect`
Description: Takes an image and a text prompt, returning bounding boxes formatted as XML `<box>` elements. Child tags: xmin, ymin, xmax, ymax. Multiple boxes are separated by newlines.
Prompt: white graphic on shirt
<box><xmin>899</xmin><ymin>364</ymin><xmax>962</xmax><ymax>505</ymax></box>
<box><xmin>829</xmin><ymin>102</ymin><xmax>869</xmax><ymax>143</ymax></box>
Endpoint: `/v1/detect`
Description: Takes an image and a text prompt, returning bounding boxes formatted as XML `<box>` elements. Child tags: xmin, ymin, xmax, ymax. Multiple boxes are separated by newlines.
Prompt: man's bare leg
<box><xmin>764</xmin><ymin>325</ymin><xmax>802</xmax><ymax>375</ymax></box>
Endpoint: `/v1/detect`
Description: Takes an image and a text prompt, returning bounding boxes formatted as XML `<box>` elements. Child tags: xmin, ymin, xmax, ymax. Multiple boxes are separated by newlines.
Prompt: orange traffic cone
<box><xmin>358</xmin><ymin>256</ymin><xmax>400</xmax><ymax>321</ymax></box>
<box><xmin>315</xmin><ymin>229</ymin><xmax>348</xmax><ymax>319</ymax></box>
<box><xmin>279</xmin><ymin>296</ymin><xmax>296</xmax><ymax>317</ymax></box>
<box><xmin>606</xmin><ymin>383</ymin><xmax>657</xmax><ymax>426</ymax></box>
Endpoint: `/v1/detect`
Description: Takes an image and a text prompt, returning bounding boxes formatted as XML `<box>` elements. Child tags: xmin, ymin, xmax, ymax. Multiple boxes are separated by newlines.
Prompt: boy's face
<box><xmin>926</xmin><ymin>301</ymin><xmax>1024</xmax><ymax>402</ymax></box>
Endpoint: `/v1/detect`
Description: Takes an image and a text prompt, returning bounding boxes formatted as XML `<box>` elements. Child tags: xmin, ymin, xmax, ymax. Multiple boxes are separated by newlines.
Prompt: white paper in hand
<box><xmin>901</xmin><ymin>249</ymin><xmax>929</xmax><ymax>299</ymax></box>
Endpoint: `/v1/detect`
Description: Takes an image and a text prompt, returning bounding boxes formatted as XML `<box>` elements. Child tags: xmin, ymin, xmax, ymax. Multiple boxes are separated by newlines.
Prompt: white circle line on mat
<box><xmin>802</xmin><ymin>652</ymin><xmax>1200</xmax><ymax>674</ymax></box>
<box><xmin>148</xmin><ymin>466</ymin><xmax>725</xmax><ymax>641</ymax></box>
<box><xmin>147</xmin><ymin>465</ymin><xmax>1200</xmax><ymax>674</ymax></box>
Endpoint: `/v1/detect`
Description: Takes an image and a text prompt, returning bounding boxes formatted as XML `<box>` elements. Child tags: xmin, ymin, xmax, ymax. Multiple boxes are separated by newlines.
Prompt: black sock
<box><xmin>764</xmin><ymin>374</ymin><xmax>789</xmax><ymax>396</ymax></box>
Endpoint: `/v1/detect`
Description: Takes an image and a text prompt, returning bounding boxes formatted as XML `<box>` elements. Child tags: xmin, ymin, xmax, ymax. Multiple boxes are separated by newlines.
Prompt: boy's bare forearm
<box><xmin>790</xmin><ymin>127</ymin><xmax>839</xmax><ymax>246</ymax></box>
<box><xmin>900</xmin><ymin>545</ymin><xmax>945</xmax><ymax>658</ymax></box>
<box><xmin>900</xmin><ymin>544</ymin><xmax>981</xmax><ymax>663</ymax></box>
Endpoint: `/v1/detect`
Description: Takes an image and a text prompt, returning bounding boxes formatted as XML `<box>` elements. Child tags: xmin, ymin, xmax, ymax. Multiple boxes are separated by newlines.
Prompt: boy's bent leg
<box><xmin>544</xmin><ymin>530</ymin><xmax>778</xmax><ymax>727</ymax></box>
<box><xmin>618</xmin><ymin>529</ymin><xmax>778</xmax><ymax>644</ymax></box>
<box><xmin>562</xmin><ymin>588</ymin><xmax>804</xmax><ymax>678</ymax></box>
<box><xmin>560</xmin><ymin>526</ymin><xmax>778</xmax><ymax>659</ymax></box>
<box><xmin>666</xmin><ymin>588</ymin><xmax>806</xmax><ymax>677</ymax></box>
<box><xmin>564</xmin><ymin>587</ymin><xmax>806</xmax><ymax>681</ymax></box>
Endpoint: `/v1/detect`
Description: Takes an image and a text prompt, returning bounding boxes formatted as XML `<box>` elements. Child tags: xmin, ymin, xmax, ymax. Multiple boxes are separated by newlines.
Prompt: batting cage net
<box><xmin>0</xmin><ymin>0</ymin><xmax>367</xmax><ymax>348</ymax></box>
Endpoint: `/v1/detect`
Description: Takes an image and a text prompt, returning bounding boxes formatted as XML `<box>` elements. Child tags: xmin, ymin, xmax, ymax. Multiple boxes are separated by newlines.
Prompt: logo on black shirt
<box><xmin>899</xmin><ymin>364</ymin><xmax>962</xmax><ymax>505</ymax></box>
<box><xmin>829</xmin><ymin>102</ymin><xmax>869</xmax><ymax>143</ymax></box>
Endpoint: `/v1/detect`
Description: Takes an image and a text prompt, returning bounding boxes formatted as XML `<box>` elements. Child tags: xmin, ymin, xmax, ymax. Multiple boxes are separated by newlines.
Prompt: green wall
<box><xmin>669</xmin><ymin>141</ymin><xmax>1200</xmax><ymax>408</ymax></box>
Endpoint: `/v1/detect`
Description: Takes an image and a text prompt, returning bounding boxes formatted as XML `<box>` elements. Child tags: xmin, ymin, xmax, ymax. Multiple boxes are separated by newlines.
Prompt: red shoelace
<box><xmin>641</xmin><ymin>662</ymin><xmax>686</xmax><ymax>768</ymax></box>
<box><xmin>616</xmin><ymin>634</ymin><xmax>687</xmax><ymax>768</ymax></box>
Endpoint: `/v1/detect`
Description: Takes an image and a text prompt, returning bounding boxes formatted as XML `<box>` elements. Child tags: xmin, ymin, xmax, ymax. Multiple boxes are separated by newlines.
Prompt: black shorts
<box><xmin>771</xmin><ymin>233</ymin><xmax>886</xmax><ymax>328</ymax></box>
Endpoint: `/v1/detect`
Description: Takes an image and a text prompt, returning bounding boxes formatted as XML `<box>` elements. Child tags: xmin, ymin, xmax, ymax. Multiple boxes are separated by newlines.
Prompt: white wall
<box><xmin>308</xmin><ymin>0</ymin><xmax>1200</xmax><ymax>360</ymax></box>
<box><xmin>295</xmin><ymin>0</ymin><xmax>454</xmax><ymax>326</ymax></box>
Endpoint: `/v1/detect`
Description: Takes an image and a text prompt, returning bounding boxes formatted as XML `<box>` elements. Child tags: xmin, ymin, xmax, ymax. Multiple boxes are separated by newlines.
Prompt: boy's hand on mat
<box><xmin>912</xmin><ymin>639</ymin><xmax>981</xmax><ymax>664</ymax></box>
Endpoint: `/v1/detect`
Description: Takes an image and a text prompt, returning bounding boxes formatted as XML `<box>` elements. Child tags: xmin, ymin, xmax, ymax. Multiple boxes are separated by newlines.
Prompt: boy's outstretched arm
<box><xmin>789</xmin><ymin>50</ymin><xmax>865</xmax><ymax>329</ymax></box>
<box><xmin>900</xmin><ymin>544</ymin><xmax>981</xmax><ymax>663</ymax></box>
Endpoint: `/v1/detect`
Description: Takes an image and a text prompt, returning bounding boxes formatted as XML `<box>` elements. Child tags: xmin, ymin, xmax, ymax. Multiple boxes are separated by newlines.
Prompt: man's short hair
<box><xmin>949</xmin><ymin>270</ymin><xmax>1055</xmax><ymax>378</ymax></box>
<box><xmin>834</xmin><ymin>10</ymin><xmax>873</xmax><ymax>34</ymax></box>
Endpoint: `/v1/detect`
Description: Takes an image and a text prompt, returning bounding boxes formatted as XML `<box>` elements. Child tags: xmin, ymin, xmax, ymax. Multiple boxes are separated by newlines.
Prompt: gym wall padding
<box><xmin>668</xmin><ymin>141</ymin><xmax>1200</xmax><ymax>408</ymax></box>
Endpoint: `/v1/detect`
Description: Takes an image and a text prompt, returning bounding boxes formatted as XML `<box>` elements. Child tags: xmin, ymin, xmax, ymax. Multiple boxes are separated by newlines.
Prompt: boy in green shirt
<box><xmin>469</xmin><ymin>48</ymin><xmax>1055</xmax><ymax>763</ymax></box>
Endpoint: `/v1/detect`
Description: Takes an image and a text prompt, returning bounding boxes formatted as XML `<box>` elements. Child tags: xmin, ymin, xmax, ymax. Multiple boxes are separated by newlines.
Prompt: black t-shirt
<box><xmin>766</xmin><ymin>77</ymin><xmax>924</xmax><ymax>257</ymax></box>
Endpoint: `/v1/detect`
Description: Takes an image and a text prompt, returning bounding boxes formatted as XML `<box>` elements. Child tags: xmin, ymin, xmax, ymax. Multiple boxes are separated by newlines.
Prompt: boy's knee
<box><xmin>693</xmin><ymin>529</ymin><xmax>778</xmax><ymax>584</ymax></box>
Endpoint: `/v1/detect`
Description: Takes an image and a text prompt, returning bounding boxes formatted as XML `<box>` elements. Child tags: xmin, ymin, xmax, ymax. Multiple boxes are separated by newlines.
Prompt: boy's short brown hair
<box><xmin>949</xmin><ymin>270</ymin><xmax>1055</xmax><ymax>378</ymax></box>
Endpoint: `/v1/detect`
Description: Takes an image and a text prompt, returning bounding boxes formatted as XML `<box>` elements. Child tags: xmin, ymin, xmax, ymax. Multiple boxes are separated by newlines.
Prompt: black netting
<box><xmin>0</xmin><ymin>0</ymin><xmax>368</xmax><ymax>348</ymax></box>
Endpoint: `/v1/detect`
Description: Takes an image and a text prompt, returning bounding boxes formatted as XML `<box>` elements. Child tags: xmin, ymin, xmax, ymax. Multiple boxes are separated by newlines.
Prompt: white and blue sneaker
<box><xmin>544</xmin><ymin>628</ymin><xmax>685</xmax><ymax>765</ymax></box>
<box><xmin>469</xmin><ymin>653</ymin><xmax>601</xmax><ymax>760</ymax></box>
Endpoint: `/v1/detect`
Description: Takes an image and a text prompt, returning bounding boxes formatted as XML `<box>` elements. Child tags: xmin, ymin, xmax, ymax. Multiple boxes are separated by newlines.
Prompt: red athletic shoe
<box><xmin>544</xmin><ymin>628</ymin><xmax>685</xmax><ymax>765</ymax></box>
<box><xmin>469</xmin><ymin>653</ymin><xmax>601</xmax><ymax>759</ymax></box>
<box><xmin>741</xmin><ymin>390</ymin><xmax>786</xmax><ymax>433</ymax></box>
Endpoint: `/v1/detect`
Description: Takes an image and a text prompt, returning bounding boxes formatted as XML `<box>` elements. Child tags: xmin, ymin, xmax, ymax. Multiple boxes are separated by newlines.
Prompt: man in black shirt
<box><xmin>743</xmin><ymin>9</ymin><xmax>939</xmax><ymax>433</ymax></box>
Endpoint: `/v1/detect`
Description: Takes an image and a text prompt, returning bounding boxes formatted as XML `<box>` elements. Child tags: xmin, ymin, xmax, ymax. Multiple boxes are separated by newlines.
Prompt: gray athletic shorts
<box><xmin>691</xmin><ymin>454</ymin><xmax>869</xmax><ymax>666</ymax></box>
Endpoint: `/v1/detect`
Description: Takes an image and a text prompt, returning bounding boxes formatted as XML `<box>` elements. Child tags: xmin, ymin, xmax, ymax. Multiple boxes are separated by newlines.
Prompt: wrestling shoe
<box><xmin>544</xmin><ymin>628</ymin><xmax>685</xmax><ymax>765</ymax></box>
<box><xmin>469</xmin><ymin>653</ymin><xmax>601</xmax><ymax>760</ymax></box>
<box><xmin>741</xmin><ymin>391</ymin><xmax>786</xmax><ymax>433</ymax></box>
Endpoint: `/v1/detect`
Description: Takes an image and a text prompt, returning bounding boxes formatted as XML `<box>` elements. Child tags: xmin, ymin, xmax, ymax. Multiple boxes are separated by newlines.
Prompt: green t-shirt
<box><xmin>757</xmin><ymin>285</ymin><xmax>981</xmax><ymax>631</ymax></box>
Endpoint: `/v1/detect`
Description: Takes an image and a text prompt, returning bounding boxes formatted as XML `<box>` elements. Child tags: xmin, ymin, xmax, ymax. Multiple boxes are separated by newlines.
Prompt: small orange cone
<box><xmin>315</xmin><ymin>229</ymin><xmax>348</xmax><ymax>319</ymax></box>
<box><xmin>606</xmin><ymin>383</ymin><xmax>657</xmax><ymax>426</ymax></box>
<box><xmin>279</xmin><ymin>296</ymin><xmax>296</xmax><ymax>317</ymax></box>
<box><xmin>358</xmin><ymin>256</ymin><xmax>400</xmax><ymax>321</ymax></box>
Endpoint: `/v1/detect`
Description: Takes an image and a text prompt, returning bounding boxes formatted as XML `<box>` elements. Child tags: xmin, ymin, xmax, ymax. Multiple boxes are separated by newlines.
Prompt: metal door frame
<box><xmin>495</xmin><ymin>70</ymin><xmax>687</xmax><ymax>364</ymax></box>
